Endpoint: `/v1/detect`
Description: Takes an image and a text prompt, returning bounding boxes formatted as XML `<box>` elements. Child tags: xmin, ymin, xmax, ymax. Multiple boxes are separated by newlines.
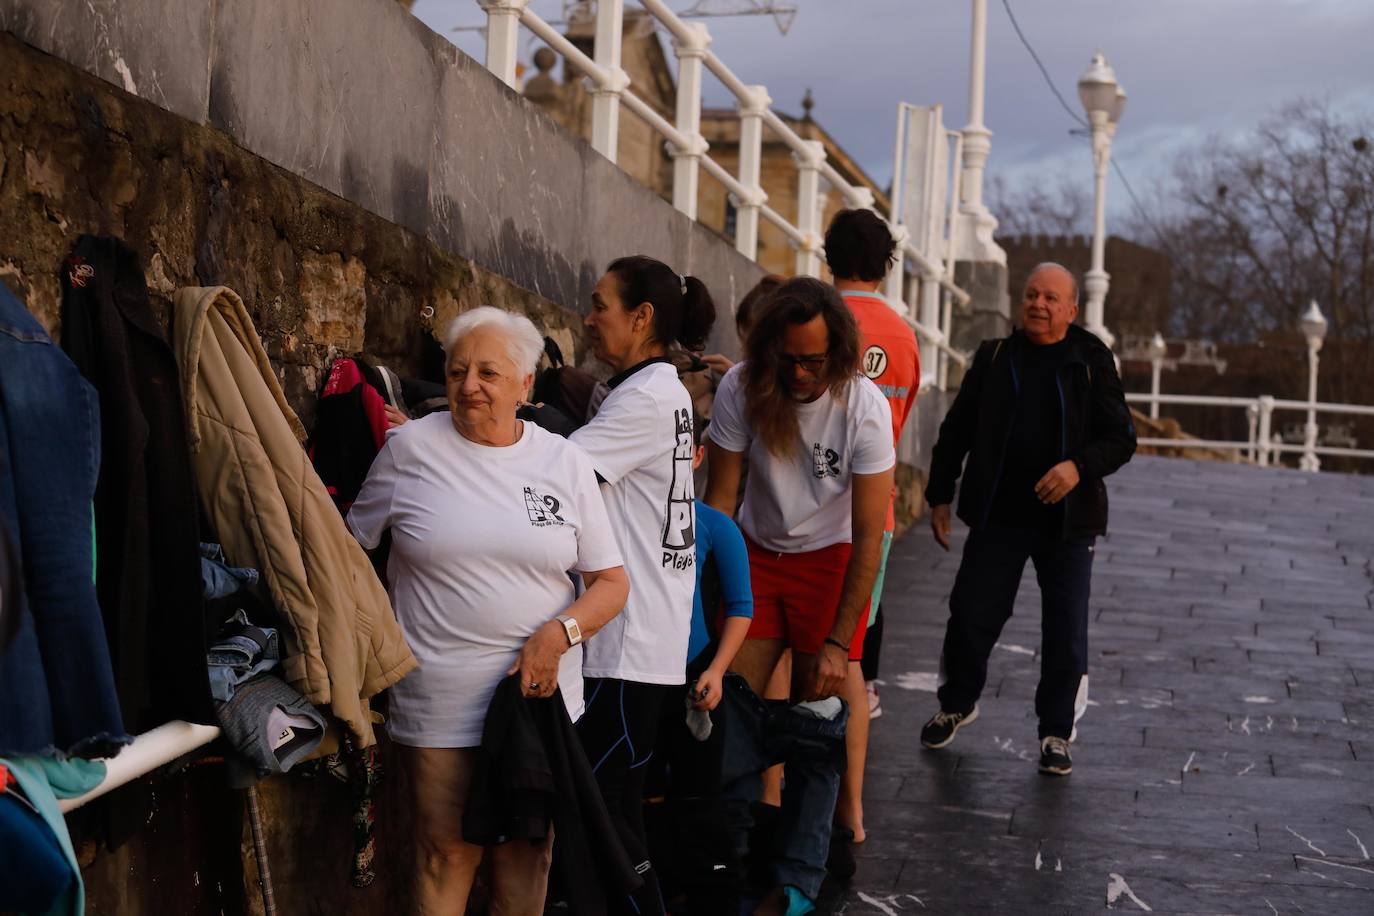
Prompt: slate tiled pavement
<box><xmin>830</xmin><ymin>456</ymin><xmax>1374</xmax><ymax>915</ymax></box>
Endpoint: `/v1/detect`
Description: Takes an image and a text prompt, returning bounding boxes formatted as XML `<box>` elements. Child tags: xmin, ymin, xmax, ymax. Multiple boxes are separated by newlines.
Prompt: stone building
<box><xmin>522</xmin><ymin>10</ymin><xmax>890</xmax><ymax>281</ymax></box>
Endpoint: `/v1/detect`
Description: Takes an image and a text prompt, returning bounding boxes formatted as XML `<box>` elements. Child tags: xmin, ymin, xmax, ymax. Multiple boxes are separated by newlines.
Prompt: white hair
<box><xmin>442</xmin><ymin>306</ymin><xmax>545</xmax><ymax>377</ymax></box>
<box><xmin>1027</xmin><ymin>262</ymin><xmax>1080</xmax><ymax>306</ymax></box>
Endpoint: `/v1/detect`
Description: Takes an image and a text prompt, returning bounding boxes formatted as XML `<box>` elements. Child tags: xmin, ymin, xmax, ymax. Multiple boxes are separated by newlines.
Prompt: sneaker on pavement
<box><xmin>919</xmin><ymin>704</ymin><xmax>979</xmax><ymax>749</ymax></box>
<box><xmin>1039</xmin><ymin>736</ymin><xmax>1072</xmax><ymax>776</ymax></box>
<box><xmin>866</xmin><ymin>681</ymin><xmax>882</xmax><ymax>720</ymax></box>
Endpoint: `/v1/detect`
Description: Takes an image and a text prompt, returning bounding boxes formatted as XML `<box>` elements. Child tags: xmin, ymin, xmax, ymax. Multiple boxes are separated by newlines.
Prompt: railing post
<box><xmin>1245</xmin><ymin>402</ymin><xmax>1259</xmax><ymax>463</ymax></box>
<box><xmin>794</xmin><ymin>139</ymin><xmax>825</xmax><ymax>277</ymax></box>
<box><xmin>670</xmin><ymin>22</ymin><xmax>711</xmax><ymax>218</ymax></box>
<box><xmin>589</xmin><ymin>0</ymin><xmax>627</xmax><ymax>163</ymax></box>
<box><xmin>883</xmin><ymin>223</ymin><xmax>910</xmax><ymax>306</ymax></box>
<box><xmin>481</xmin><ymin>0</ymin><xmax>529</xmax><ymax>89</ymax></box>
<box><xmin>1257</xmin><ymin>395</ymin><xmax>1274</xmax><ymax>467</ymax></box>
<box><xmin>938</xmin><ymin>292</ymin><xmax>954</xmax><ymax>390</ymax></box>
<box><xmin>734</xmin><ymin>84</ymin><xmax>770</xmax><ymax>259</ymax></box>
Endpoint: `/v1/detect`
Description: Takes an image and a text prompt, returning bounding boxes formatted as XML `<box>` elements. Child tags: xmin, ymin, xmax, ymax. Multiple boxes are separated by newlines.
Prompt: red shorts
<box><xmin>744</xmin><ymin>538</ymin><xmax>870</xmax><ymax>661</ymax></box>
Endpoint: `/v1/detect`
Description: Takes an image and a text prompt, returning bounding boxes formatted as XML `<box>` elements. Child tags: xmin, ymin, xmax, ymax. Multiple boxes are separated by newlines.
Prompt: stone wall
<box><xmin>0</xmin><ymin>31</ymin><xmax>592</xmax><ymax>423</ymax></box>
<box><xmin>0</xmin><ymin>0</ymin><xmax>767</xmax><ymax>361</ymax></box>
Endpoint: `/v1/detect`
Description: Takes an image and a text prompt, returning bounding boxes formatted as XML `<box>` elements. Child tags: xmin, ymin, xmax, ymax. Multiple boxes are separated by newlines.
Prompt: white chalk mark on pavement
<box><xmin>1286</xmin><ymin>826</ymin><xmax>1326</xmax><ymax>857</ymax></box>
<box><xmin>1299</xmin><ymin>762</ymin><xmax>1344</xmax><ymax>777</ymax></box>
<box><xmin>1034</xmin><ymin>850</ymin><xmax>1043</xmax><ymax>871</ymax></box>
<box><xmin>1181</xmin><ymin>751</ymin><xmax>1196</xmax><ymax>774</ymax></box>
<box><xmin>904</xmin><ymin>895</ymin><xmax>926</xmax><ymax>909</ymax></box>
<box><xmin>1244</xmin><ymin>696</ymin><xmax>1276</xmax><ymax>704</ymax></box>
<box><xmin>937</xmin><ymin>805</ymin><xmax>1010</xmax><ymax>821</ymax></box>
<box><xmin>1055</xmin><ymin>858</ymin><xmax>1062</xmax><ymax>872</ymax></box>
<box><xmin>1106</xmin><ymin>873</ymin><xmax>1152</xmax><ymax>911</ymax></box>
<box><xmin>1297</xmin><ymin>855</ymin><xmax>1374</xmax><ymax>876</ymax></box>
<box><xmin>856</xmin><ymin>892</ymin><xmax>902</xmax><ymax>915</ymax></box>
<box><xmin>892</xmin><ymin>671</ymin><xmax>939</xmax><ymax>692</ymax></box>
<box><xmin>1240</xmin><ymin>716</ymin><xmax>1252</xmax><ymax>735</ymax></box>
<box><xmin>1264</xmin><ymin>899</ymin><xmax>1278</xmax><ymax>916</ymax></box>
<box><xmin>996</xmin><ymin>642</ymin><xmax>1035</xmax><ymax>656</ymax></box>
<box><xmin>1237</xmin><ymin>762</ymin><xmax>1255</xmax><ymax>776</ymax></box>
<box><xmin>1348</xmin><ymin>828</ymin><xmax>1370</xmax><ymax>860</ymax></box>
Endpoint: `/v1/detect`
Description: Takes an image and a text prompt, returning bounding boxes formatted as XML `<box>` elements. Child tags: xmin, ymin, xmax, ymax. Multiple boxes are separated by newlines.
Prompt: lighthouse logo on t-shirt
<box><xmin>812</xmin><ymin>442</ymin><xmax>841</xmax><ymax>478</ymax></box>
<box><xmin>661</xmin><ymin>408</ymin><xmax>695</xmax><ymax>569</ymax></box>
<box><xmin>524</xmin><ymin>487</ymin><xmax>566</xmax><ymax>527</ymax></box>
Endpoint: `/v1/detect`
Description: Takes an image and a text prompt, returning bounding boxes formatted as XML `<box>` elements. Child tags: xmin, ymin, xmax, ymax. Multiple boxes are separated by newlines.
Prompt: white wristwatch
<box><xmin>557</xmin><ymin>614</ymin><xmax>583</xmax><ymax>647</ymax></box>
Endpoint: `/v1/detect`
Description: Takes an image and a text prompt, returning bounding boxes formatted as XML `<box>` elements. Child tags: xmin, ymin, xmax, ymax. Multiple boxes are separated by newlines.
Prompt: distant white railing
<box><xmin>478</xmin><ymin>0</ymin><xmax>971</xmax><ymax>373</ymax></box>
<box><xmin>1125</xmin><ymin>392</ymin><xmax>1374</xmax><ymax>471</ymax></box>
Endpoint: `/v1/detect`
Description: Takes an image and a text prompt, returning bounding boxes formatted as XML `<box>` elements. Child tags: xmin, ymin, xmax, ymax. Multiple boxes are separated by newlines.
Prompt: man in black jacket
<box><xmin>919</xmin><ymin>263</ymin><xmax>1136</xmax><ymax>776</ymax></box>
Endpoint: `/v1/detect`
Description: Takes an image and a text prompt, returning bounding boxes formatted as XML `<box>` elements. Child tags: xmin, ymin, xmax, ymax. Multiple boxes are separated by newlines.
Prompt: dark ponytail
<box><xmin>607</xmin><ymin>255</ymin><xmax>718</xmax><ymax>351</ymax></box>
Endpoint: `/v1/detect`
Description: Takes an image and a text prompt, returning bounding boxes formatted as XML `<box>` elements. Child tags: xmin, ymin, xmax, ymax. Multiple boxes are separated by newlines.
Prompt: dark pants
<box><xmin>859</xmin><ymin>604</ymin><xmax>883</xmax><ymax>682</ymax></box>
<box><xmin>578</xmin><ymin>678</ymin><xmax>670</xmax><ymax>916</ymax></box>
<box><xmin>720</xmin><ymin>677</ymin><xmax>848</xmax><ymax>902</ymax></box>
<box><xmin>648</xmin><ymin>672</ymin><xmax>740</xmax><ymax>916</ymax></box>
<box><xmin>936</xmin><ymin>526</ymin><xmax>1095</xmax><ymax>740</ymax></box>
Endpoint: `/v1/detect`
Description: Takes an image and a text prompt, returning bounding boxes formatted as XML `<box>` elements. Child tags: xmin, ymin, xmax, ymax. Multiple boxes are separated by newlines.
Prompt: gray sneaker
<box><xmin>919</xmin><ymin>704</ymin><xmax>979</xmax><ymax>749</ymax></box>
<box><xmin>1039</xmin><ymin>736</ymin><xmax>1072</xmax><ymax>776</ymax></box>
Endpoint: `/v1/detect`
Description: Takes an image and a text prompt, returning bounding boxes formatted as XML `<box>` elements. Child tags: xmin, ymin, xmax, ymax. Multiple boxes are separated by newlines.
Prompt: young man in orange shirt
<box><xmin>823</xmin><ymin>208</ymin><xmax>920</xmax><ymax>864</ymax></box>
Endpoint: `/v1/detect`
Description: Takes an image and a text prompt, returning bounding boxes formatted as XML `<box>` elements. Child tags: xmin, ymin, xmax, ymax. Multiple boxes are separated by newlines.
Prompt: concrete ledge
<box><xmin>0</xmin><ymin>0</ymin><xmax>213</xmax><ymax>123</ymax></box>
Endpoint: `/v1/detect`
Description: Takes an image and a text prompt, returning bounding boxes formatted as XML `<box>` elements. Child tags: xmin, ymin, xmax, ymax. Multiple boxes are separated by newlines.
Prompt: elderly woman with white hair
<box><xmin>347</xmin><ymin>306</ymin><xmax>630</xmax><ymax>915</ymax></box>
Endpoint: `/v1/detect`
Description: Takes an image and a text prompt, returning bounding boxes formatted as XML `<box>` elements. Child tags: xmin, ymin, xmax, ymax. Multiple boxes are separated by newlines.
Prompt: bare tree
<box><xmin>986</xmin><ymin>173</ymin><xmax>1092</xmax><ymax>238</ymax></box>
<box><xmin>1133</xmin><ymin>102</ymin><xmax>1374</xmax><ymax>404</ymax></box>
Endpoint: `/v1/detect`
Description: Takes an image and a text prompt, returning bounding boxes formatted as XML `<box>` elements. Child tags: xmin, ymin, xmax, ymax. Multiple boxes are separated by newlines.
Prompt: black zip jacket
<box><xmin>925</xmin><ymin>325</ymin><xmax>1137</xmax><ymax>538</ymax></box>
<box><xmin>464</xmin><ymin>675</ymin><xmax>642</xmax><ymax>915</ymax></box>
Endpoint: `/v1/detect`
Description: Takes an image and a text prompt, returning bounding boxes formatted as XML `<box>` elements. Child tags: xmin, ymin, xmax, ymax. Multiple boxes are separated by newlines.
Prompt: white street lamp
<box><xmin>1078</xmin><ymin>51</ymin><xmax>1122</xmax><ymax>349</ymax></box>
<box><xmin>1299</xmin><ymin>300</ymin><xmax>1328</xmax><ymax>472</ymax></box>
<box><xmin>1147</xmin><ymin>332</ymin><xmax>1167</xmax><ymax>420</ymax></box>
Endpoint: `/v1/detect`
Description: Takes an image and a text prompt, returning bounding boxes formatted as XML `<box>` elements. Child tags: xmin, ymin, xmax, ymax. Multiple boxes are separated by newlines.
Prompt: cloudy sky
<box><xmin>412</xmin><ymin>1</ymin><xmax>1374</xmax><ymax>225</ymax></box>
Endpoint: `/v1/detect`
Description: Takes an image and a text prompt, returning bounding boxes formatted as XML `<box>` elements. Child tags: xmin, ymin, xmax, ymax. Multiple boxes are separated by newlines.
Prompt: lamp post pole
<box><xmin>1077</xmin><ymin>52</ymin><xmax>1124</xmax><ymax>350</ymax></box>
<box><xmin>1147</xmin><ymin>332</ymin><xmax>1167</xmax><ymax>420</ymax></box>
<box><xmin>1299</xmin><ymin>300</ymin><xmax>1328</xmax><ymax>472</ymax></box>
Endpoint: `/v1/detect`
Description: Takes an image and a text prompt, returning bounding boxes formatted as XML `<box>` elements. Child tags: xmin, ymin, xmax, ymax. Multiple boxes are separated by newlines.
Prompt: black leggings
<box><xmin>860</xmin><ymin>603</ymin><xmax>884</xmax><ymax>682</ymax></box>
<box><xmin>578</xmin><ymin>678</ymin><xmax>670</xmax><ymax>916</ymax></box>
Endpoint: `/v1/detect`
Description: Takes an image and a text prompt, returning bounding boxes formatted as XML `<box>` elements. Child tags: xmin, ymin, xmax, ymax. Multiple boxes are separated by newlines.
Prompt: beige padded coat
<box><xmin>173</xmin><ymin>286</ymin><xmax>416</xmax><ymax>746</ymax></box>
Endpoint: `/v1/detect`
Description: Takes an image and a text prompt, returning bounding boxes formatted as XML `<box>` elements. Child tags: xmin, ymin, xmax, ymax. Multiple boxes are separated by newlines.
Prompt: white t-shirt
<box><xmin>346</xmin><ymin>413</ymin><xmax>622</xmax><ymax>748</ymax></box>
<box><xmin>569</xmin><ymin>361</ymin><xmax>696</xmax><ymax>685</ymax></box>
<box><xmin>709</xmin><ymin>363</ymin><xmax>895</xmax><ymax>554</ymax></box>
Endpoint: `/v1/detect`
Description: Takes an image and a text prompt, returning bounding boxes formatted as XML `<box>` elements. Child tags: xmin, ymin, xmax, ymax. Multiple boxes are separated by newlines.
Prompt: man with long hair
<box><xmin>705</xmin><ymin>277</ymin><xmax>894</xmax><ymax>916</ymax></box>
<box><xmin>823</xmin><ymin>208</ymin><xmax>922</xmax><ymax>860</ymax></box>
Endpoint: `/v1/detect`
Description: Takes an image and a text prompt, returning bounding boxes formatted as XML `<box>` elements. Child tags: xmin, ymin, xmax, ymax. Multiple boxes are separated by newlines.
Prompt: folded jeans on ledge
<box><xmin>207</xmin><ymin>609</ymin><xmax>279</xmax><ymax>703</ymax></box>
<box><xmin>199</xmin><ymin>543</ymin><xmax>260</xmax><ymax>600</ymax></box>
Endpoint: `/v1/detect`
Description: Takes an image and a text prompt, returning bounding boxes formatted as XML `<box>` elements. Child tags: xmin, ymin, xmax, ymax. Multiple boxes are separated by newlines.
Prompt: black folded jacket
<box><xmin>464</xmin><ymin>675</ymin><xmax>642</xmax><ymax>915</ymax></box>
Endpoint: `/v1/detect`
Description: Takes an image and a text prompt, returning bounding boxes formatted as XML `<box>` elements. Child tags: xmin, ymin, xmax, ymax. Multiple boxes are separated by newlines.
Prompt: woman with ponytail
<box><xmin>569</xmin><ymin>255</ymin><xmax>717</xmax><ymax>916</ymax></box>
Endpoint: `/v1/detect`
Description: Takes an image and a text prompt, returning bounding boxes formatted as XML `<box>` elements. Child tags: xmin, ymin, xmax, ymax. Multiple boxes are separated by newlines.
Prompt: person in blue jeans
<box><xmin>920</xmin><ymin>263</ymin><xmax>1136</xmax><ymax>776</ymax></box>
<box><xmin>649</xmin><ymin>416</ymin><xmax>754</xmax><ymax>915</ymax></box>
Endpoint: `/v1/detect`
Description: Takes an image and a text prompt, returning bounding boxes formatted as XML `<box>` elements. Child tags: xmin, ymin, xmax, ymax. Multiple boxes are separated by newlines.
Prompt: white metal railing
<box><xmin>1125</xmin><ymin>392</ymin><xmax>1374</xmax><ymax>471</ymax></box>
<box><xmin>478</xmin><ymin>0</ymin><xmax>971</xmax><ymax>371</ymax></box>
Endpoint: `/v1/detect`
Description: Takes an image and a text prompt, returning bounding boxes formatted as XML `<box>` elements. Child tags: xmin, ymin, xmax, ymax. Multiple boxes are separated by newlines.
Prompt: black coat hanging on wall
<box><xmin>59</xmin><ymin>235</ymin><xmax>215</xmax><ymax>731</ymax></box>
